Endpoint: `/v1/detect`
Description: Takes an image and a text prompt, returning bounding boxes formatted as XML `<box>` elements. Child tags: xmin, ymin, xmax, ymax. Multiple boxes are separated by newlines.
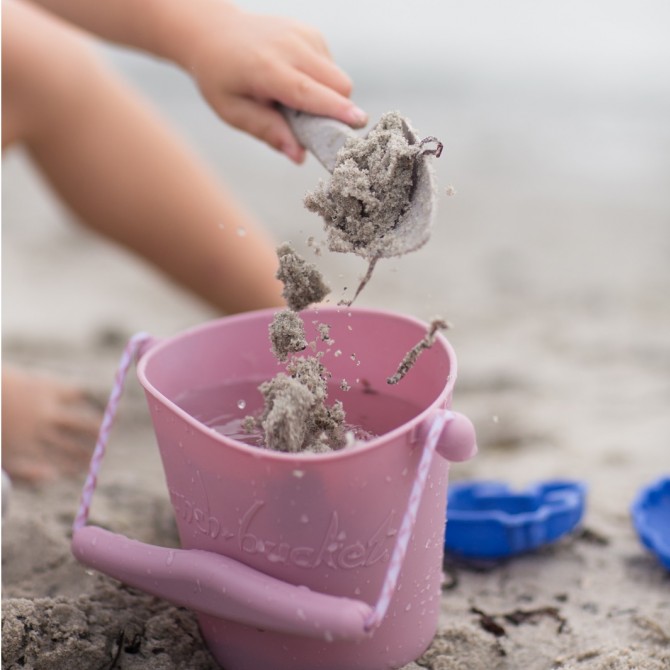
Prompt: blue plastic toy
<box><xmin>445</xmin><ymin>479</ymin><xmax>587</xmax><ymax>560</ymax></box>
<box><xmin>631</xmin><ymin>475</ymin><xmax>670</xmax><ymax>571</ymax></box>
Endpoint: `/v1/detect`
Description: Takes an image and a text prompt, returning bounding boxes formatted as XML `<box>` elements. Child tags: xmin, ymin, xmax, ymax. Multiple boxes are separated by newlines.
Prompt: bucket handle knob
<box><xmin>71</xmin><ymin>332</ymin><xmax>469</xmax><ymax>640</ymax></box>
<box><xmin>436</xmin><ymin>411</ymin><xmax>478</xmax><ymax>462</ymax></box>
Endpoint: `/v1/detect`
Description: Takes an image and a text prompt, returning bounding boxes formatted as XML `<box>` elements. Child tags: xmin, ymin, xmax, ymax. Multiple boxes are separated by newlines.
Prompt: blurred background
<box><xmin>3</xmin><ymin>0</ymin><xmax>669</xmax><ymax>487</ymax></box>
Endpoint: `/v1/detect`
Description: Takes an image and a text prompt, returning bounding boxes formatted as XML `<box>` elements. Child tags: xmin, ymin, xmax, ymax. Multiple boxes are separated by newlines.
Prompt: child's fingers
<box><xmin>54</xmin><ymin>409</ymin><xmax>102</xmax><ymax>442</ymax></box>
<box><xmin>48</xmin><ymin>384</ymin><xmax>103</xmax><ymax>443</ymax></box>
<box><xmin>42</xmin><ymin>425</ymin><xmax>94</xmax><ymax>460</ymax></box>
<box><xmin>293</xmin><ymin>48</ymin><xmax>353</xmax><ymax>99</ymax></box>
<box><xmin>218</xmin><ymin>96</ymin><xmax>306</xmax><ymax>163</ymax></box>
<box><xmin>7</xmin><ymin>459</ymin><xmax>58</xmax><ymax>485</ymax></box>
<box><xmin>281</xmin><ymin>18</ymin><xmax>332</xmax><ymax>59</ymax></box>
<box><xmin>274</xmin><ymin>65</ymin><xmax>367</xmax><ymax>128</ymax></box>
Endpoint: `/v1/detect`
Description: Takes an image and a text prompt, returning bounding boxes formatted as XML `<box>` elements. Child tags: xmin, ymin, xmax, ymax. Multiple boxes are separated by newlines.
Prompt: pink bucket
<box><xmin>72</xmin><ymin>307</ymin><xmax>476</xmax><ymax>670</ymax></box>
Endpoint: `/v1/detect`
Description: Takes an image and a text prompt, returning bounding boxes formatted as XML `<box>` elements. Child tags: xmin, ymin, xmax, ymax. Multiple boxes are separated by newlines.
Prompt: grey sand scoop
<box><xmin>281</xmin><ymin>107</ymin><xmax>443</xmax><ymax>303</ymax></box>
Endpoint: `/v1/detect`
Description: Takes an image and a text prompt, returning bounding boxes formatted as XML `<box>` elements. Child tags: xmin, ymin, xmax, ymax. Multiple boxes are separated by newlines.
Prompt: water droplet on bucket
<box><xmin>300</xmin><ymin>514</ymin><xmax>309</xmax><ymax>524</ymax></box>
<box><xmin>166</xmin><ymin>550</ymin><xmax>175</xmax><ymax>566</ymax></box>
<box><xmin>237</xmin><ymin>226</ymin><xmax>247</xmax><ymax>237</ymax></box>
<box><xmin>292</xmin><ymin>469</ymin><xmax>305</xmax><ymax>478</ymax></box>
<box><xmin>237</xmin><ymin>399</ymin><xmax>246</xmax><ymax>410</ymax></box>
<box><xmin>296</xmin><ymin>608</ymin><xmax>306</xmax><ymax>620</ymax></box>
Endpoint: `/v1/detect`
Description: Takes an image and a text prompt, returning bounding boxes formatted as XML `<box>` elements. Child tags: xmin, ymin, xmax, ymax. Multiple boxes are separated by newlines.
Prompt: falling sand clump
<box><xmin>254</xmin><ymin>244</ymin><xmax>347</xmax><ymax>453</ymax></box>
<box><xmin>269</xmin><ymin>309</ymin><xmax>307</xmax><ymax>362</ymax></box>
<box><xmin>317</xmin><ymin>322</ymin><xmax>332</xmax><ymax>342</ymax></box>
<box><xmin>276</xmin><ymin>242</ymin><xmax>330</xmax><ymax>312</ymax></box>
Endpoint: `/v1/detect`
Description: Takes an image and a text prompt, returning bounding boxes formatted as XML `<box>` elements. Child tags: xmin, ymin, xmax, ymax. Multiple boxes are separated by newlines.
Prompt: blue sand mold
<box><xmin>631</xmin><ymin>475</ymin><xmax>670</xmax><ymax>571</ymax></box>
<box><xmin>444</xmin><ymin>479</ymin><xmax>587</xmax><ymax>560</ymax></box>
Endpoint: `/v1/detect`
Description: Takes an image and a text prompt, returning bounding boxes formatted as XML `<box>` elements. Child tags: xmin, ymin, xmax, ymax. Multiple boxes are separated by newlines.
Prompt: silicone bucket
<box><xmin>72</xmin><ymin>307</ymin><xmax>476</xmax><ymax>670</ymax></box>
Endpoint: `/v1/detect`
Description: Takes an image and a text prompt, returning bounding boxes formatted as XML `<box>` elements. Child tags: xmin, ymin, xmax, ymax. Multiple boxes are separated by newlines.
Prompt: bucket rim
<box><xmin>136</xmin><ymin>306</ymin><xmax>458</xmax><ymax>462</ymax></box>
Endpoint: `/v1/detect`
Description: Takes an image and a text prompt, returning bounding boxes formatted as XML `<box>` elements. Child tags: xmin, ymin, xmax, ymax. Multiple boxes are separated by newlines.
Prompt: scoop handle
<box><xmin>72</xmin><ymin>526</ymin><xmax>371</xmax><ymax>641</ymax></box>
<box><xmin>280</xmin><ymin>106</ymin><xmax>356</xmax><ymax>172</ymax></box>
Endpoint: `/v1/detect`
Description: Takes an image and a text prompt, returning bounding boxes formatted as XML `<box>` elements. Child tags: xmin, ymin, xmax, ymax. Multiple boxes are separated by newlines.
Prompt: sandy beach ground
<box><xmin>2</xmin><ymin>1</ymin><xmax>669</xmax><ymax>668</ymax></box>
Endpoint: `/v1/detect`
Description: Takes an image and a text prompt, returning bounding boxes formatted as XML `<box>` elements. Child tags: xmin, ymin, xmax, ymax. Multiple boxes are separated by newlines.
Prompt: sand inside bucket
<box><xmin>246</xmin><ymin>243</ymin><xmax>448</xmax><ymax>454</ymax></box>
<box><xmin>244</xmin><ymin>243</ymin><xmax>347</xmax><ymax>453</ymax></box>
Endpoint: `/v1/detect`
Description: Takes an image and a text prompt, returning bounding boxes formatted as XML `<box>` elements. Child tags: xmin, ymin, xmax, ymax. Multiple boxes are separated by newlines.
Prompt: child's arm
<box><xmin>5</xmin><ymin>0</ymin><xmax>286</xmax><ymax>314</ymax></box>
<box><xmin>25</xmin><ymin>0</ymin><xmax>367</xmax><ymax>163</ymax></box>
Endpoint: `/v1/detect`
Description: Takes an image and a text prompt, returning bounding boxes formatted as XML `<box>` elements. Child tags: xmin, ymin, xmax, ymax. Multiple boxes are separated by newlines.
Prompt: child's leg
<box><xmin>2</xmin><ymin>3</ymin><xmax>105</xmax><ymax>483</ymax></box>
<box><xmin>2</xmin><ymin>1</ymin><xmax>285</xmax><ymax>483</ymax></box>
<box><xmin>3</xmin><ymin>0</ymin><xmax>285</xmax><ymax>314</ymax></box>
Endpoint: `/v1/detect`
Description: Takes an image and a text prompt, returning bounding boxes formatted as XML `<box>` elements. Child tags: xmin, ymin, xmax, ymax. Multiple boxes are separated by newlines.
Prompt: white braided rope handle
<box><xmin>364</xmin><ymin>409</ymin><xmax>450</xmax><ymax>631</ymax></box>
<box><xmin>73</xmin><ymin>332</ymin><xmax>152</xmax><ymax>531</ymax></box>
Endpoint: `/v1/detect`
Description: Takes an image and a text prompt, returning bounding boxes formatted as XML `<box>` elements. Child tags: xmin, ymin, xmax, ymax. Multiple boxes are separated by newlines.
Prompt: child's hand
<box><xmin>182</xmin><ymin>4</ymin><xmax>367</xmax><ymax>163</ymax></box>
<box><xmin>2</xmin><ymin>367</ymin><xmax>103</xmax><ymax>483</ymax></box>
